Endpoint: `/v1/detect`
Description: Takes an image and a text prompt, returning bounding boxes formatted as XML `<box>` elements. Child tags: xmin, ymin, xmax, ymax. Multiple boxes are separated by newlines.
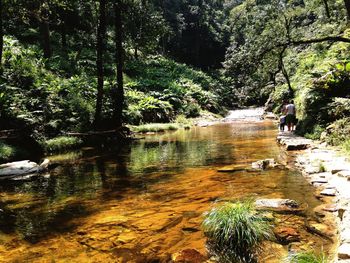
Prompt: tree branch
<box><xmin>259</xmin><ymin>35</ymin><xmax>350</xmax><ymax>60</ymax></box>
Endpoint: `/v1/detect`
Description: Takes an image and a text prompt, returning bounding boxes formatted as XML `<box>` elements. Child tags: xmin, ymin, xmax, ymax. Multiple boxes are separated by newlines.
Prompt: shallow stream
<box><xmin>0</xmin><ymin>114</ymin><xmax>334</xmax><ymax>262</ymax></box>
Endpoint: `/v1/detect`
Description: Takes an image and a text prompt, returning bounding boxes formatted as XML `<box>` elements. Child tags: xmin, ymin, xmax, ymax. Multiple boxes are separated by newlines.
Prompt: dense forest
<box><xmin>1</xmin><ymin>0</ymin><xmax>350</xmax><ymax>159</ymax></box>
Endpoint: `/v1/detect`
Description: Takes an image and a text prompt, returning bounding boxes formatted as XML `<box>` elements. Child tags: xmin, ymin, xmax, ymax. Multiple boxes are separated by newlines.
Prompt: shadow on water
<box><xmin>0</xmin><ymin>122</ymin><xmax>335</xmax><ymax>262</ymax></box>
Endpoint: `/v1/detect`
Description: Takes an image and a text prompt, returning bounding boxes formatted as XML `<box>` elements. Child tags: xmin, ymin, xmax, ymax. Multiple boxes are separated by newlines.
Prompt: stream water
<box><xmin>0</xmin><ymin>111</ymin><xmax>335</xmax><ymax>262</ymax></box>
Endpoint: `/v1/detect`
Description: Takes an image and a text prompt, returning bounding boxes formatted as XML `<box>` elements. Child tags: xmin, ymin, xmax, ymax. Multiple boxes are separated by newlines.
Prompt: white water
<box><xmin>224</xmin><ymin>107</ymin><xmax>264</xmax><ymax>122</ymax></box>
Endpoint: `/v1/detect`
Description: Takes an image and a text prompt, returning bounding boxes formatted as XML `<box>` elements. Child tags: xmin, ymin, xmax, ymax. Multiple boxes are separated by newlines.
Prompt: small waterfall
<box><xmin>224</xmin><ymin>107</ymin><xmax>264</xmax><ymax>122</ymax></box>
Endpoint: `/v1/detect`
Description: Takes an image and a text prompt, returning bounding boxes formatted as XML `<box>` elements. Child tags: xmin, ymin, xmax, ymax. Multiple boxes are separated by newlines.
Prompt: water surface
<box><xmin>0</xmin><ymin>121</ymin><xmax>333</xmax><ymax>262</ymax></box>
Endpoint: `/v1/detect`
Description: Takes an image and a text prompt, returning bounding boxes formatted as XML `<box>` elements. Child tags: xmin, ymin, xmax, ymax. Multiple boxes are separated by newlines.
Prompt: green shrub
<box><xmin>287</xmin><ymin>251</ymin><xmax>329</xmax><ymax>263</ymax></box>
<box><xmin>44</xmin><ymin>136</ymin><xmax>83</xmax><ymax>153</ymax></box>
<box><xmin>202</xmin><ymin>200</ymin><xmax>273</xmax><ymax>262</ymax></box>
<box><xmin>304</xmin><ymin>125</ymin><xmax>325</xmax><ymax>140</ymax></box>
<box><xmin>0</xmin><ymin>142</ymin><xmax>16</xmax><ymax>161</ymax></box>
<box><xmin>324</xmin><ymin>118</ymin><xmax>350</xmax><ymax>146</ymax></box>
<box><xmin>342</xmin><ymin>139</ymin><xmax>350</xmax><ymax>156</ymax></box>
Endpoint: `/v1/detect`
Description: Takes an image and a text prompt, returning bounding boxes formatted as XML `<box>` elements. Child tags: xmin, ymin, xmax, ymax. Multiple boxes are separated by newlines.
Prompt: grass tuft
<box><xmin>130</xmin><ymin>123</ymin><xmax>180</xmax><ymax>133</ymax></box>
<box><xmin>202</xmin><ymin>200</ymin><xmax>273</xmax><ymax>262</ymax></box>
<box><xmin>287</xmin><ymin>251</ymin><xmax>329</xmax><ymax>263</ymax></box>
<box><xmin>44</xmin><ymin>136</ymin><xmax>83</xmax><ymax>153</ymax></box>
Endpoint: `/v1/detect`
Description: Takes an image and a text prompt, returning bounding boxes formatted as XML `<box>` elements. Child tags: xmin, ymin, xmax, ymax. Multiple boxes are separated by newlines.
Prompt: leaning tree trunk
<box><xmin>0</xmin><ymin>0</ymin><xmax>3</xmax><ymax>67</ymax></box>
<box><xmin>279</xmin><ymin>46</ymin><xmax>294</xmax><ymax>97</ymax></box>
<box><xmin>94</xmin><ymin>0</ymin><xmax>107</xmax><ymax>129</ymax></box>
<box><xmin>345</xmin><ymin>0</ymin><xmax>350</xmax><ymax>21</ymax></box>
<box><xmin>113</xmin><ymin>0</ymin><xmax>124</xmax><ymax>128</ymax></box>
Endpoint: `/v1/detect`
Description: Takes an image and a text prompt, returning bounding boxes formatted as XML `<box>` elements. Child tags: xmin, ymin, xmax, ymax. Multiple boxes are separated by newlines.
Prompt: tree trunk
<box><xmin>61</xmin><ymin>14</ymin><xmax>67</xmax><ymax>50</ymax></box>
<box><xmin>113</xmin><ymin>0</ymin><xmax>124</xmax><ymax>127</ymax></box>
<box><xmin>279</xmin><ymin>46</ymin><xmax>293</xmax><ymax>97</ymax></box>
<box><xmin>40</xmin><ymin>1</ymin><xmax>52</xmax><ymax>58</ymax></box>
<box><xmin>345</xmin><ymin>0</ymin><xmax>350</xmax><ymax>20</ymax></box>
<box><xmin>134</xmin><ymin>46</ymin><xmax>138</xmax><ymax>59</ymax></box>
<box><xmin>0</xmin><ymin>0</ymin><xmax>3</xmax><ymax>67</ymax></box>
<box><xmin>94</xmin><ymin>0</ymin><xmax>107</xmax><ymax>129</ymax></box>
<box><xmin>322</xmin><ymin>0</ymin><xmax>330</xmax><ymax>18</ymax></box>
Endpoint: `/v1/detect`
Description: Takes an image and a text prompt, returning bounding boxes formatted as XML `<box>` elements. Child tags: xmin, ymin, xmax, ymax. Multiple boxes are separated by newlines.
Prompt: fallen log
<box><xmin>0</xmin><ymin>159</ymin><xmax>50</xmax><ymax>179</ymax></box>
<box><xmin>66</xmin><ymin>127</ymin><xmax>133</xmax><ymax>139</ymax></box>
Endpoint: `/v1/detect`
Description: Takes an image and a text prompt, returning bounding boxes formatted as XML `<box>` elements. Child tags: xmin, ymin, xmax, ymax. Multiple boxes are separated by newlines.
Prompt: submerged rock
<box><xmin>274</xmin><ymin>227</ymin><xmax>300</xmax><ymax>244</ymax></box>
<box><xmin>171</xmin><ymin>249</ymin><xmax>207</xmax><ymax>263</ymax></box>
<box><xmin>305</xmin><ymin>220</ymin><xmax>336</xmax><ymax>241</ymax></box>
<box><xmin>217</xmin><ymin>164</ymin><xmax>247</xmax><ymax>172</ymax></box>
<box><xmin>255</xmin><ymin>199</ymin><xmax>305</xmax><ymax>214</ymax></box>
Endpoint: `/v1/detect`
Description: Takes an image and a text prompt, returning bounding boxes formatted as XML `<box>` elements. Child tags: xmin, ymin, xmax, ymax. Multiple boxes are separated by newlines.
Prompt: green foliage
<box><xmin>279</xmin><ymin>32</ymin><xmax>350</xmax><ymax>136</ymax></box>
<box><xmin>184</xmin><ymin>103</ymin><xmax>201</xmax><ymax>118</ymax></box>
<box><xmin>304</xmin><ymin>125</ymin><xmax>325</xmax><ymax>140</ymax></box>
<box><xmin>175</xmin><ymin>114</ymin><xmax>193</xmax><ymax>127</ymax></box>
<box><xmin>1</xmin><ymin>36</ymin><xmax>96</xmax><ymax>135</ymax></box>
<box><xmin>202</xmin><ymin>200</ymin><xmax>273</xmax><ymax>262</ymax></box>
<box><xmin>287</xmin><ymin>251</ymin><xmax>329</xmax><ymax>263</ymax></box>
<box><xmin>0</xmin><ymin>142</ymin><xmax>16</xmax><ymax>161</ymax></box>
<box><xmin>342</xmin><ymin>139</ymin><xmax>350</xmax><ymax>155</ymax></box>
<box><xmin>125</xmin><ymin>89</ymin><xmax>173</xmax><ymax>124</ymax></box>
<box><xmin>124</xmin><ymin>56</ymin><xmax>225</xmax><ymax>122</ymax></box>
<box><xmin>323</xmin><ymin>118</ymin><xmax>350</xmax><ymax>146</ymax></box>
<box><xmin>44</xmin><ymin>136</ymin><xmax>83</xmax><ymax>153</ymax></box>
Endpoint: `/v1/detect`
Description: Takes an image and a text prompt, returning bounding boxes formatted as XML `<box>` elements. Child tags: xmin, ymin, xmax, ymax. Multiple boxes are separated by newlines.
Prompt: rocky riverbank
<box><xmin>276</xmin><ymin>130</ymin><xmax>350</xmax><ymax>261</ymax></box>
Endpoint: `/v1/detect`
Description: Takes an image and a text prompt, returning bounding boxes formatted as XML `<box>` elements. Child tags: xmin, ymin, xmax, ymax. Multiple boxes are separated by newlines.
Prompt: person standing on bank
<box><xmin>284</xmin><ymin>100</ymin><xmax>296</xmax><ymax>131</ymax></box>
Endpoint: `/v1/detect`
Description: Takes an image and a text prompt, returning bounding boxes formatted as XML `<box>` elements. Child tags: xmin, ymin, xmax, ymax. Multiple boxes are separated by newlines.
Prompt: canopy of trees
<box><xmin>0</xmin><ymin>0</ymin><xmax>350</xmax><ymax>153</ymax></box>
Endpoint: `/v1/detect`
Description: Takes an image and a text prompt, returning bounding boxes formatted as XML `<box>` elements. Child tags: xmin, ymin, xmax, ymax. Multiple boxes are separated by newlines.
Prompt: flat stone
<box><xmin>337</xmin><ymin>170</ymin><xmax>350</xmax><ymax>178</ymax></box>
<box><xmin>341</xmin><ymin>229</ymin><xmax>350</xmax><ymax>243</ymax></box>
<box><xmin>322</xmin><ymin>204</ymin><xmax>339</xmax><ymax>212</ymax></box>
<box><xmin>313</xmin><ymin>204</ymin><xmax>338</xmax><ymax>217</ymax></box>
<box><xmin>320</xmin><ymin>188</ymin><xmax>337</xmax><ymax>196</ymax></box>
<box><xmin>217</xmin><ymin>164</ymin><xmax>247</xmax><ymax>172</ymax></box>
<box><xmin>313</xmin><ymin>172</ymin><xmax>331</xmax><ymax>178</ymax></box>
<box><xmin>338</xmin><ymin>243</ymin><xmax>350</xmax><ymax>259</ymax></box>
<box><xmin>304</xmin><ymin>165</ymin><xmax>322</xmax><ymax>174</ymax></box>
<box><xmin>276</xmin><ymin>133</ymin><xmax>312</xmax><ymax>151</ymax></box>
<box><xmin>310</xmin><ymin>178</ymin><xmax>328</xmax><ymax>184</ymax></box>
<box><xmin>327</xmin><ymin>161</ymin><xmax>350</xmax><ymax>174</ymax></box>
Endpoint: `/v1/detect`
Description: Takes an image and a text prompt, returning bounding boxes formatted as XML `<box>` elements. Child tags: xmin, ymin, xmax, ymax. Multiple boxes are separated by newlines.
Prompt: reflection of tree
<box><xmin>128</xmin><ymin>138</ymin><xmax>234</xmax><ymax>175</ymax></box>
